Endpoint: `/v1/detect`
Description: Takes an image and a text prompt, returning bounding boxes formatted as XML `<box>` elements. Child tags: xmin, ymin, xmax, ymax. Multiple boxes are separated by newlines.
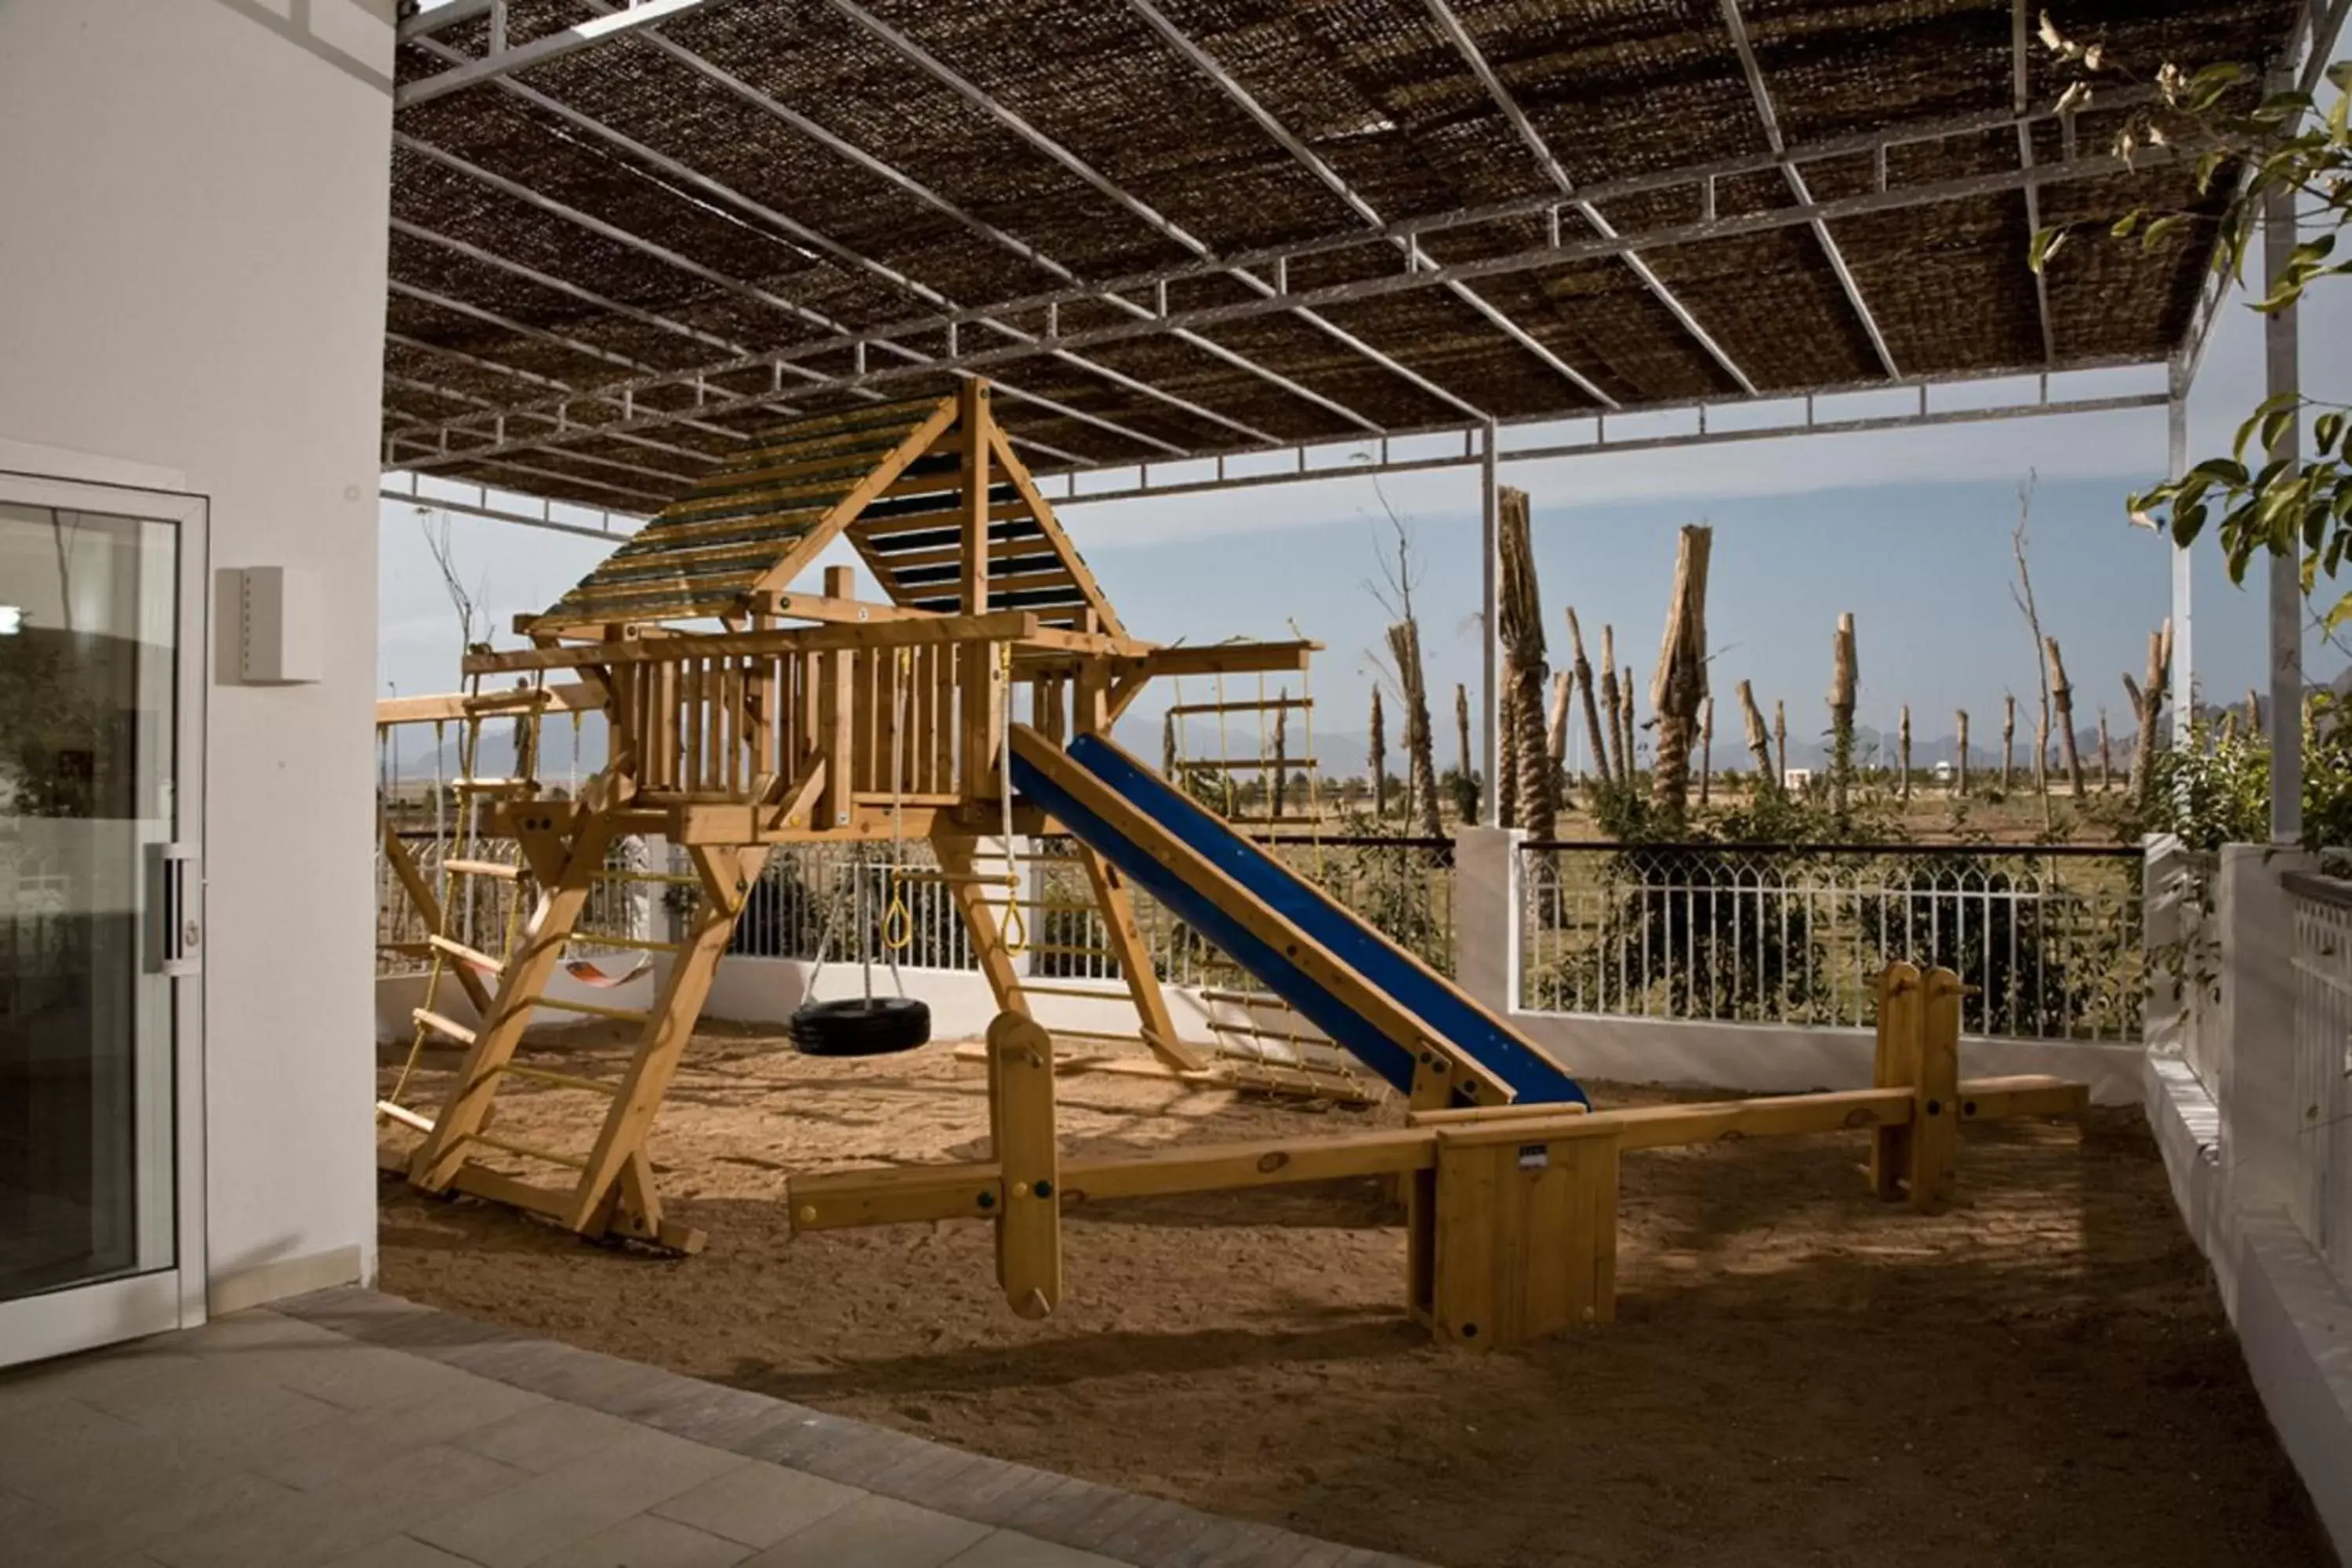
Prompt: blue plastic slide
<box><xmin>1007</xmin><ymin>728</ymin><xmax>1586</xmax><ymax>1108</ymax></box>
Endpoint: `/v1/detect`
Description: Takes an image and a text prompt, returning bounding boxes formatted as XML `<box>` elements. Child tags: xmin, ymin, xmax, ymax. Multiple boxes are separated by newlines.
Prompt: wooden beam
<box><xmin>1077</xmin><ymin>847</ymin><xmax>1210</xmax><ymax>1073</ymax></box>
<box><xmin>376</xmin><ymin>682</ymin><xmax>601</xmax><ymax>727</ymax></box>
<box><xmin>752</xmin><ymin>590</ymin><xmax>946</xmax><ymax>626</ymax></box>
<box><xmin>986</xmin><ymin>422</ymin><xmax>1125</xmax><ymax>641</ymax></box>
<box><xmin>465</xmin><ymin>612</ymin><xmax>1145</xmax><ymax>674</ymax></box>
<box><xmin>410</xmin><ymin>814</ymin><xmax>615</xmax><ymax>1190</ymax></box>
<box><xmin>379</xmin><ymin>807</ymin><xmax>493</xmax><ymax>1016</ymax></box>
<box><xmin>562</xmin><ymin>843</ymin><xmax>768</xmax><ymax>1234</ymax></box>
<box><xmin>1909</xmin><ymin>967</ymin><xmax>1963</xmax><ymax>1210</ymax></box>
<box><xmin>739</xmin><ymin>397</ymin><xmax>964</xmax><ymax>601</ymax></box>
<box><xmin>935</xmin><ymin>829</ymin><xmax>1030</xmax><ymax>1020</ymax></box>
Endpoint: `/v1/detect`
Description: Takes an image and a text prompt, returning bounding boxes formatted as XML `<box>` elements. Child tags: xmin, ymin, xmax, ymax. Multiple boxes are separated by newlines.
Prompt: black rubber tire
<box><xmin>790</xmin><ymin>996</ymin><xmax>932</xmax><ymax>1058</ymax></box>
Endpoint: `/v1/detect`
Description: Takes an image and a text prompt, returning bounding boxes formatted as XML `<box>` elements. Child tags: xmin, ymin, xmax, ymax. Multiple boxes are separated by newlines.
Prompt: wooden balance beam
<box><xmin>785</xmin><ymin>964</ymin><xmax>2089</xmax><ymax>1348</ymax></box>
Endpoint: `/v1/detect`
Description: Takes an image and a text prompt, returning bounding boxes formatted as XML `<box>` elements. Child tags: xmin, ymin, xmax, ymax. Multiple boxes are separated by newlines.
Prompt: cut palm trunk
<box><xmin>1647</xmin><ymin>524</ymin><xmax>1713</xmax><ymax>820</ymax></box>
<box><xmin>2045</xmin><ymin>637</ymin><xmax>2083</xmax><ymax>797</ymax></box>
<box><xmin>1828</xmin><ymin>612</ymin><xmax>1857</xmax><ymax>815</ymax></box>
<box><xmin>1737</xmin><ymin>681</ymin><xmax>1777</xmax><ymax>794</ymax></box>
<box><xmin>1565</xmin><ymin>608</ymin><xmax>1613</xmax><ymax>791</ymax></box>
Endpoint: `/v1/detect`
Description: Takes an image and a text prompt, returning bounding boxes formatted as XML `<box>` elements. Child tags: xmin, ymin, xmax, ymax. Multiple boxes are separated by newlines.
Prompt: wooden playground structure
<box><xmin>376</xmin><ymin>379</ymin><xmax>2087</xmax><ymax>1345</ymax></box>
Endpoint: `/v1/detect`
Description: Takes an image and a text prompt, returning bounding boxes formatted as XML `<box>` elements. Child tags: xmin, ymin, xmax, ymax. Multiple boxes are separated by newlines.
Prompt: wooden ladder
<box><xmin>390</xmin><ymin>800</ymin><xmax>768</xmax><ymax>1254</ymax></box>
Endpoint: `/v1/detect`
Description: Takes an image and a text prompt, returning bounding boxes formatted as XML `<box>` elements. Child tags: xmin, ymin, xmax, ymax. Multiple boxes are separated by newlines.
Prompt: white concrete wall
<box><xmin>0</xmin><ymin>0</ymin><xmax>394</xmax><ymax>1309</ymax></box>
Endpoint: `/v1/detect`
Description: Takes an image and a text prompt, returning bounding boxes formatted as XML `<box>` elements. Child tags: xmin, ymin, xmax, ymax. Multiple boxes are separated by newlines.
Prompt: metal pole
<box><xmin>2264</xmin><ymin>136</ymin><xmax>2303</xmax><ymax>844</ymax></box>
<box><xmin>1481</xmin><ymin>419</ymin><xmax>1502</xmax><ymax>827</ymax></box>
<box><xmin>2168</xmin><ymin>373</ymin><xmax>2193</xmax><ymax>745</ymax></box>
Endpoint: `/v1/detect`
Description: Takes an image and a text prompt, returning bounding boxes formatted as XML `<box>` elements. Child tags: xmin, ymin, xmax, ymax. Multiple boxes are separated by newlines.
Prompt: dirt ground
<box><xmin>377</xmin><ymin>1025</ymin><xmax>2327</xmax><ymax>1568</ymax></box>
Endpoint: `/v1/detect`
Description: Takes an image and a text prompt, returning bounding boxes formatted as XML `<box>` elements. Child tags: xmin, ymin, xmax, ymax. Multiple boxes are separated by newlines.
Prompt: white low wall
<box><xmin>1505</xmin><ymin>1011</ymin><xmax>2147</xmax><ymax>1103</ymax></box>
<box><xmin>375</xmin><ymin>964</ymin><xmax>659</xmax><ymax>1043</ymax></box>
<box><xmin>2138</xmin><ymin>844</ymin><xmax>2352</xmax><ymax>1552</ymax></box>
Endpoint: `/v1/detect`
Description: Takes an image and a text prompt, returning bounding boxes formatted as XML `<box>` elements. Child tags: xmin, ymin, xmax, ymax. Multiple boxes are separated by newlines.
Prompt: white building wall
<box><xmin>0</xmin><ymin>0</ymin><xmax>394</xmax><ymax>1310</ymax></box>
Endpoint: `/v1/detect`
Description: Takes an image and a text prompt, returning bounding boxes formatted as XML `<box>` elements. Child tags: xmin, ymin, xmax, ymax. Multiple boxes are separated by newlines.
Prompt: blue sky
<box><xmin>379</xmin><ymin>263</ymin><xmax>2350</xmax><ymax>761</ymax></box>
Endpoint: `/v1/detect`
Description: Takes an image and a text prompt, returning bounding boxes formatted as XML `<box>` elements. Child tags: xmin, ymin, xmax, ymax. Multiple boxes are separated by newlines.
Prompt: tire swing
<box><xmin>790</xmin><ymin>650</ymin><xmax>931</xmax><ymax>1058</ymax></box>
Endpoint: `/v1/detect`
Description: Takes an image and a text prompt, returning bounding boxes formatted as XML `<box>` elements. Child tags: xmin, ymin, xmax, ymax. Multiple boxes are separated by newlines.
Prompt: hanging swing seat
<box><xmin>790</xmin><ymin>996</ymin><xmax>931</xmax><ymax>1057</ymax></box>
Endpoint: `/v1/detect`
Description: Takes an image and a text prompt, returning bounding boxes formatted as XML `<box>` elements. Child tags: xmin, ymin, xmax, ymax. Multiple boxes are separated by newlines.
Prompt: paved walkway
<box><xmin>0</xmin><ymin>1287</ymin><xmax>1421</xmax><ymax>1568</ymax></box>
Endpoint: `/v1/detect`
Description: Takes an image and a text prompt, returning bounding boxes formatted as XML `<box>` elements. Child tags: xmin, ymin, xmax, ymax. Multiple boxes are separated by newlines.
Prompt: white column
<box><xmin>1479</xmin><ymin>419</ymin><xmax>1501</xmax><ymax>827</ymax></box>
<box><xmin>2264</xmin><ymin>162</ymin><xmax>2304</xmax><ymax>844</ymax></box>
<box><xmin>1452</xmin><ymin>824</ymin><xmax>1524</xmax><ymax>1014</ymax></box>
<box><xmin>2169</xmin><ymin>376</ymin><xmax>2194</xmax><ymax>742</ymax></box>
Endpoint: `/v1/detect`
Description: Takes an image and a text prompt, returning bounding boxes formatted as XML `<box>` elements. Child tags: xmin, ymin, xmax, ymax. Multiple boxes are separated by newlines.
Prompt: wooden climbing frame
<box><xmin>372</xmin><ymin>382</ymin><xmax>1341</xmax><ymax>1250</ymax></box>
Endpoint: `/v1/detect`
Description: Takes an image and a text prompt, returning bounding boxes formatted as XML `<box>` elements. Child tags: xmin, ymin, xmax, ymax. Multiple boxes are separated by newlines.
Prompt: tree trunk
<box><xmin>1565</xmin><ymin>608</ymin><xmax>1613</xmax><ymax>790</ymax></box>
<box><xmin>1773</xmin><ymin>699</ymin><xmax>1788</xmax><ymax>787</ymax></box>
<box><xmin>1513</xmin><ymin>661</ymin><xmax>1554</xmax><ymax>839</ymax></box>
<box><xmin>2126</xmin><ymin>620</ymin><xmax>2172</xmax><ymax>808</ymax></box>
<box><xmin>1828</xmin><ymin>613</ymin><xmax>1857</xmax><ymax>815</ymax></box>
<box><xmin>1497</xmin><ymin>671</ymin><xmax>1519</xmax><ymax>829</ymax></box>
<box><xmin>1454</xmin><ymin>681</ymin><xmax>1475</xmax><ymax>826</ymax></box>
<box><xmin>1737</xmin><ymin>681</ymin><xmax>1777</xmax><ymax>794</ymax></box>
<box><xmin>1388</xmin><ymin>618</ymin><xmax>1444</xmax><ymax>839</ymax></box>
<box><xmin>1620</xmin><ymin>667</ymin><xmax>1637</xmax><ymax>784</ymax></box>
<box><xmin>1369</xmin><ymin>685</ymin><xmax>1388</xmax><ymax>822</ymax></box>
<box><xmin>2096</xmin><ymin>706</ymin><xmax>2111</xmax><ymax>792</ymax></box>
<box><xmin>1546</xmin><ymin>670</ymin><xmax>1573</xmax><ymax>771</ymax></box>
<box><xmin>1272</xmin><ymin>688</ymin><xmax>1289</xmax><ymax>819</ymax></box>
<box><xmin>1598</xmin><ymin>624</ymin><xmax>1625</xmax><ymax>789</ymax></box>
<box><xmin>1647</xmin><ymin>524</ymin><xmax>1713</xmax><ymax>822</ymax></box>
<box><xmin>2001</xmin><ymin>695</ymin><xmax>2016</xmax><ymax>791</ymax></box>
<box><xmin>2249</xmin><ymin>686</ymin><xmax>2263</xmax><ymax>736</ymax></box>
<box><xmin>1956</xmin><ymin>710</ymin><xmax>1970</xmax><ymax>797</ymax></box>
<box><xmin>1898</xmin><ymin>704</ymin><xmax>1911</xmax><ymax>804</ymax></box>
<box><xmin>2045</xmin><ymin>637</ymin><xmax>2083</xmax><ymax>797</ymax></box>
<box><xmin>1698</xmin><ymin>696</ymin><xmax>1715</xmax><ymax>808</ymax></box>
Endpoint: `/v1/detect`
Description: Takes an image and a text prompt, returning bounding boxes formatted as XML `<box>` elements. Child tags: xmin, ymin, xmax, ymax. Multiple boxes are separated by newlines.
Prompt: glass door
<box><xmin>0</xmin><ymin>474</ymin><xmax>204</xmax><ymax>1365</ymax></box>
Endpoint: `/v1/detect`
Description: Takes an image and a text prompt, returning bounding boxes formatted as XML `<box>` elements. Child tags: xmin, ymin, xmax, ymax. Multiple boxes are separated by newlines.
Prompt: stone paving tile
<box><xmin>453</xmin><ymin>1398</ymin><xmax>645</xmax><ymax>1473</ymax></box>
<box><xmin>0</xmin><ymin>1395</ymin><xmax>299</xmax><ymax>1548</ymax></box>
<box><xmin>78</xmin><ymin>1352</ymin><xmax>348</xmax><ymax>1453</ymax></box>
<box><xmin>946</xmin><ymin>1528</ymin><xmax>1132</xmax><ymax>1566</ymax></box>
<box><xmin>649</xmin><ymin>1459</ymin><xmax>866</xmax><ymax>1548</ymax></box>
<box><xmin>147</xmin><ymin>1441</ymin><xmax>531</xmax><ymax>1568</ymax></box>
<box><xmin>319</xmin><ymin>1537</ymin><xmax>485</xmax><ymax>1568</ymax></box>
<box><xmin>267</xmin><ymin>1292</ymin><xmax>1435</xmax><ymax>1568</ymax></box>
<box><xmin>524</xmin><ymin>1511</ymin><xmax>755</xmax><ymax>1567</ymax></box>
<box><xmin>414</xmin><ymin>1422</ymin><xmax>749</xmax><ymax>1568</ymax></box>
<box><xmin>737</xmin><ymin>1493</ymin><xmax>992</xmax><ymax>1568</ymax></box>
<box><xmin>232</xmin><ymin>1374</ymin><xmax>550</xmax><ymax>1491</ymax></box>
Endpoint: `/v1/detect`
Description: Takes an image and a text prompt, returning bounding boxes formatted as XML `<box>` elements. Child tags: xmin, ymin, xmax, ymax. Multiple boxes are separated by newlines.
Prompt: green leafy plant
<box><xmin>2029</xmin><ymin>17</ymin><xmax>2352</xmax><ymax>621</ymax></box>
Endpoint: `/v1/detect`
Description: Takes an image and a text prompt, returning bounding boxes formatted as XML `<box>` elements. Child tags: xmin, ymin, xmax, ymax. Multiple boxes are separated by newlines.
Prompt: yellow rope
<box><xmin>883</xmin><ymin>648</ymin><xmax>914</xmax><ymax>952</ymax></box>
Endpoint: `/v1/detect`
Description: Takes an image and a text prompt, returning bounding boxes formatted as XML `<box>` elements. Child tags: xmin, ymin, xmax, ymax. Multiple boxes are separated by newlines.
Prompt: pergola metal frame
<box><xmin>382</xmin><ymin>0</ymin><xmax>2347</xmax><ymax>839</ymax></box>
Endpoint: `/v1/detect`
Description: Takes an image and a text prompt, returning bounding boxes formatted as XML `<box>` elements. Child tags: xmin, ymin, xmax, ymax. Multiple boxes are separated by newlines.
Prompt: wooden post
<box><xmin>1564</xmin><ymin>608</ymin><xmax>1613</xmax><ymax>789</ymax></box>
<box><xmin>1869</xmin><ymin>960</ymin><xmax>1922</xmax><ymax>1202</ymax></box>
<box><xmin>959</xmin><ymin>382</ymin><xmax>1000</xmax><ymax>802</ymax></box>
<box><xmin>1907</xmin><ymin>967</ymin><xmax>1964</xmax><ymax>1212</ymax></box>
<box><xmin>989</xmin><ymin>1013</ymin><xmax>1062</xmax><ymax>1319</ymax></box>
<box><xmin>1736</xmin><ymin>680</ymin><xmax>1775</xmax><ymax>793</ymax></box>
<box><xmin>1427</xmin><ymin>1120</ymin><xmax>1619</xmax><ymax>1348</ymax></box>
<box><xmin>2046</xmin><ymin>636</ymin><xmax>2084</xmax><ymax>797</ymax></box>
<box><xmin>1955</xmin><ymin>709</ymin><xmax>1970</xmax><ymax>797</ymax></box>
<box><xmin>1828</xmin><ymin>612</ymin><xmax>1857</xmax><ymax>814</ymax></box>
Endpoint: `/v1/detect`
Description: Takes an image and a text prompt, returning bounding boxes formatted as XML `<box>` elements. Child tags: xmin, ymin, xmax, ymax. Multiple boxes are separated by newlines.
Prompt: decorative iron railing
<box><xmin>729</xmin><ymin>833</ymin><xmax>1457</xmax><ymax>989</ymax></box>
<box><xmin>1519</xmin><ymin>840</ymin><xmax>2144</xmax><ymax>1042</ymax></box>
